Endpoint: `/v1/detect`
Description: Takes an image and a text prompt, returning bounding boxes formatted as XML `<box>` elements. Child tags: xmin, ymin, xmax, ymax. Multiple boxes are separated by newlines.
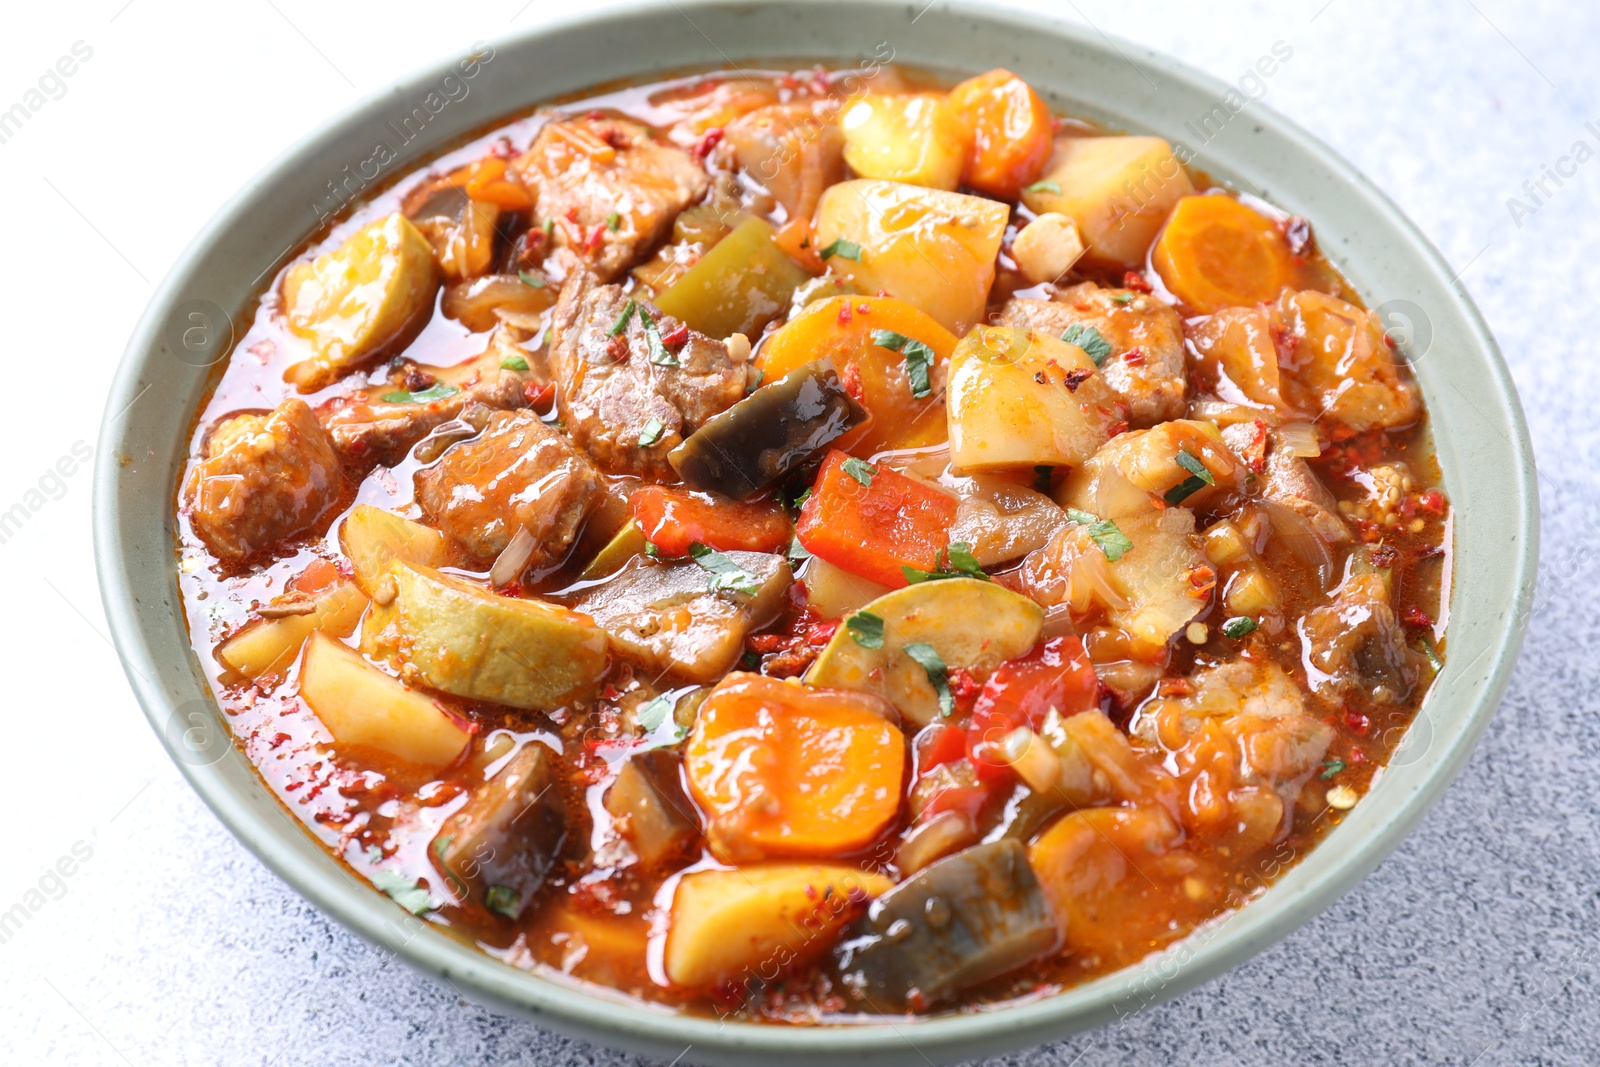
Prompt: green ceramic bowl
<box><xmin>94</xmin><ymin>2</ymin><xmax>1537</xmax><ymax>1063</ymax></box>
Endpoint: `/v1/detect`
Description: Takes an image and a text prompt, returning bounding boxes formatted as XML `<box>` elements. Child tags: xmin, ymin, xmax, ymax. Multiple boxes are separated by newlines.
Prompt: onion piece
<box><xmin>1069</xmin><ymin>535</ymin><xmax>1130</xmax><ymax>613</ymax></box>
<box><xmin>489</xmin><ymin>526</ymin><xmax>537</xmax><ymax>588</ymax></box>
<box><xmin>897</xmin><ymin>810</ymin><xmax>979</xmax><ymax>876</ymax></box>
<box><xmin>999</xmin><ymin>727</ymin><xmax>1064</xmax><ymax>795</ymax></box>
<box><xmin>1276</xmin><ymin>420</ymin><xmax>1322</xmax><ymax>458</ymax></box>
<box><xmin>1260</xmin><ymin>498</ymin><xmax>1335</xmax><ymax>588</ymax></box>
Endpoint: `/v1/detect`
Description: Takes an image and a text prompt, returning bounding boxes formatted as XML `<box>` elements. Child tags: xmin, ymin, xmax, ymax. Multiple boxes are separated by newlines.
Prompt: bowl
<box><xmin>93</xmin><ymin>1</ymin><xmax>1538</xmax><ymax>1063</ymax></box>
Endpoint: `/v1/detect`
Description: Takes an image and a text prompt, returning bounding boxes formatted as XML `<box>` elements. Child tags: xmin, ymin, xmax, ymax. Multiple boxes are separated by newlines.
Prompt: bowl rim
<box><xmin>94</xmin><ymin>1</ymin><xmax>1538</xmax><ymax>1062</ymax></box>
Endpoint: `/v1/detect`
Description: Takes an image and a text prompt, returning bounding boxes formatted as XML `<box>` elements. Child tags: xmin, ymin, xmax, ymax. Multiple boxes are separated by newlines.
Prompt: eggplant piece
<box><xmin>668</xmin><ymin>359</ymin><xmax>867</xmax><ymax>498</ymax></box>
<box><xmin>603</xmin><ymin>749</ymin><xmax>698</xmax><ymax>867</ymax></box>
<box><xmin>834</xmin><ymin>839</ymin><xmax>1060</xmax><ymax>1010</ymax></box>
<box><xmin>432</xmin><ymin>743</ymin><xmax>566</xmax><ymax>920</ymax></box>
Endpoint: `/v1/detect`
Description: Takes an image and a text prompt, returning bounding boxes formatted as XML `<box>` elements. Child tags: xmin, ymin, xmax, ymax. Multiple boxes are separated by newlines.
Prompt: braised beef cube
<box><xmin>834</xmin><ymin>840</ymin><xmax>1060</xmax><ymax>1010</ymax></box>
<box><xmin>185</xmin><ymin>398</ymin><xmax>345</xmax><ymax>560</ymax></box>
<box><xmin>415</xmin><ymin>409</ymin><xmax>602</xmax><ymax>572</ymax></box>
<box><xmin>604</xmin><ymin>748</ymin><xmax>698</xmax><ymax>867</ymax></box>
<box><xmin>432</xmin><ymin>743</ymin><xmax>565</xmax><ymax>920</ymax></box>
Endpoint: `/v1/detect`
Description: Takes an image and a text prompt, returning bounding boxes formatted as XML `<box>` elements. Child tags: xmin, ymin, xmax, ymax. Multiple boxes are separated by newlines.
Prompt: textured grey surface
<box><xmin>8</xmin><ymin>0</ymin><xmax>1597</xmax><ymax>1064</ymax></box>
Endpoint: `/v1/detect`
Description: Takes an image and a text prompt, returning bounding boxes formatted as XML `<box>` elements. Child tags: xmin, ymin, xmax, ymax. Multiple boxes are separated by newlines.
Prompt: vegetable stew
<box><xmin>176</xmin><ymin>62</ymin><xmax>1450</xmax><ymax>1021</ymax></box>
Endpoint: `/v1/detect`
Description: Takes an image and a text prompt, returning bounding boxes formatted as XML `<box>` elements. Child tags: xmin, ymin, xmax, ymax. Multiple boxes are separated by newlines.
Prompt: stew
<box><xmin>176</xmin><ymin>61</ymin><xmax>1449</xmax><ymax>1021</ymax></box>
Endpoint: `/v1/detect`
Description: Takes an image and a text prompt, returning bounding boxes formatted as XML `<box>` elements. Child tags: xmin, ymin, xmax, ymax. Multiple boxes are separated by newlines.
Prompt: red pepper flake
<box><xmin>1033</xmin><ymin>370</ymin><xmax>1050</xmax><ymax>385</ymax></box>
<box><xmin>1062</xmin><ymin>368</ymin><xmax>1092</xmax><ymax>392</ymax></box>
<box><xmin>840</xmin><ymin>361</ymin><xmax>865</xmax><ymax>404</ymax></box>
<box><xmin>564</xmin><ymin>206</ymin><xmax>580</xmax><ymax>223</ymax></box>
<box><xmin>1399</xmin><ymin>495</ymin><xmax>1418</xmax><ymax>519</ymax></box>
<box><xmin>601</xmin><ymin>684</ymin><xmax>622</xmax><ymax>701</ymax></box>
<box><xmin>1122</xmin><ymin>271</ymin><xmax>1152</xmax><ymax>293</ymax></box>
<box><xmin>836</xmin><ymin>301</ymin><xmax>853</xmax><ymax>326</ymax></box>
<box><xmin>524</xmin><ymin>382</ymin><xmax>555</xmax><ymax>411</ymax></box>
<box><xmin>659</xmin><ymin>321</ymin><xmax>690</xmax><ymax>351</ymax></box>
<box><xmin>857</xmin><ymin>302</ymin><xmax>872</xmax><ymax>314</ymax></box>
<box><xmin>583</xmin><ymin>223</ymin><xmax>607</xmax><ymax>254</ymax></box>
<box><xmin>1344</xmin><ymin>709</ymin><xmax>1371</xmax><ymax>735</ymax></box>
<box><xmin>948</xmin><ymin>667</ymin><xmax>982</xmax><ymax>713</ymax></box>
<box><xmin>1401</xmin><ymin>606</ymin><xmax>1434</xmax><ymax>629</ymax></box>
<box><xmin>691</xmin><ymin>126</ymin><xmax>724</xmax><ymax>161</ymax></box>
<box><xmin>1368</xmin><ymin>544</ymin><xmax>1400</xmax><ymax>568</ymax></box>
<box><xmin>1122</xmin><ymin>346</ymin><xmax>1146</xmax><ymax>366</ymax></box>
<box><xmin>1107</xmin><ymin>419</ymin><xmax>1130</xmax><ymax>439</ymax></box>
<box><xmin>1353</xmin><ymin>519</ymin><xmax>1381</xmax><ymax>543</ymax></box>
<box><xmin>1349</xmin><ymin>748</ymin><xmax>1369</xmax><ymax>764</ymax></box>
<box><xmin>1418</xmin><ymin>489</ymin><xmax>1447</xmax><ymax>515</ymax></box>
<box><xmin>606</xmin><ymin>334</ymin><xmax>631</xmax><ymax>362</ymax></box>
<box><xmin>805</xmin><ymin>619</ymin><xmax>840</xmax><ymax>645</ymax></box>
<box><xmin>1158</xmin><ymin>677</ymin><xmax>1195</xmax><ymax>698</ymax></box>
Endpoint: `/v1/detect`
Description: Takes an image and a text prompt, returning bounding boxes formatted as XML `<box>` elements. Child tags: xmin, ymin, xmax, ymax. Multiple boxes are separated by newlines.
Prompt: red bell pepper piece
<box><xmin>967</xmin><ymin>636</ymin><xmax>1099</xmax><ymax>784</ymax></box>
<box><xmin>630</xmin><ymin>486</ymin><xmax>791</xmax><ymax>558</ymax></box>
<box><xmin>794</xmin><ymin>450</ymin><xmax>957</xmax><ymax>588</ymax></box>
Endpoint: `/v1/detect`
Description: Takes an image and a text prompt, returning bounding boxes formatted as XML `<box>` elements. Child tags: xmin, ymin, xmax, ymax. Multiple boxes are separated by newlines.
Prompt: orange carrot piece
<box><xmin>1151</xmin><ymin>195</ymin><xmax>1296</xmax><ymax>313</ymax></box>
<box><xmin>944</xmin><ymin>69</ymin><xmax>1055</xmax><ymax>200</ymax></box>
<box><xmin>794</xmin><ymin>450</ymin><xmax>957</xmax><ymax>588</ymax></box>
<box><xmin>629</xmin><ymin>486</ymin><xmax>791</xmax><ymax>558</ymax></box>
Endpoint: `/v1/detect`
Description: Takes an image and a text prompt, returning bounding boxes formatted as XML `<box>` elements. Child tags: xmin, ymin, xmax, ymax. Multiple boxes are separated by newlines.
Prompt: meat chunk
<box><xmin>572</xmin><ymin>553</ymin><xmax>791</xmax><ymax>683</ymax></box>
<box><xmin>316</xmin><ymin>332</ymin><xmax>535</xmax><ymax>468</ymax></box>
<box><xmin>999</xmin><ymin>284</ymin><xmax>1186</xmax><ymax>427</ymax></box>
<box><xmin>721</xmin><ymin>102</ymin><xmax>846</xmax><ymax>221</ymax></box>
<box><xmin>186</xmin><ymin>398</ymin><xmax>345</xmax><ymax>560</ymax></box>
<box><xmin>548</xmin><ymin>280</ymin><xmax>749</xmax><ymax>477</ymax></box>
<box><xmin>1272</xmin><ymin>289</ymin><xmax>1420</xmax><ymax>432</ymax></box>
<box><xmin>415</xmin><ymin>409</ymin><xmax>602</xmax><ymax>571</ymax></box>
<box><xmin>513</xmin><ymin>115</ymin><xmax>709</xmax><ymax>282</ymax></box>
<box><xmin>1132</xmin><ymin>659</ymin><xmax>1334</xmax><ymax>850</ymax></box>
<box><xmin>430</xmin><ymin>742</ymin><xmax>566</xmax><ymax>920</ymax></box>
<box><xmin>1222</xmin><ymin>422</ymin><xmax>1349</xmax><ymax>543</ymax></box>
<box><xmin>1299</xmin><ymin>571</ymin><xmax>1422</xmax><ymax>705</ymax></box>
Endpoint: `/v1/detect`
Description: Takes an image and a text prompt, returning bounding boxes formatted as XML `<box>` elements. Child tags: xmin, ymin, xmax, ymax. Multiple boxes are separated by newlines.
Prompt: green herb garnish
<box><xmin>484</xmin><ymin>885</ymin><xmax>521</xmax><ymax>920</ymax></box>
<box><xmin>636</xmin><ymin>693</ymin><xmax>674</xmax><ymax>733</ymax></box>
<box><xmin>819</xmin><ymin>238</ymin><xmax>863</xmax><ymax>262</ymax></box>
<box><xmin>1065</xmin><ymin>507</ymin><xmax>1133</xmax><ymax>562</ymax></box>
<box><xmin>1110</xmin><ymin>292</ymin><xmax>1133</xmax><ymax>304</ymax></box>
<box><xmin>902</xmin><ymin>642</ymin><xmax>952</xmax><ymax>717</ymax></box>
<box><xmin>689</xmin><ymin>541</ymin><xmax>759</xmax><ymax>596</ymax></box>
<box><xmin>638</xmin><ymin>416</ymin><xmax>666</xmax><ymax>447</ymax></box>
<box><xmin>1164</xmin><ymin>449</ymin><xmax>1216</xmax><ymax>505</ymax></box>
<box><xmin>541</xmin><ymin>217</ymin><xmax>555</xmax><ymax>238</ymax></box>
<box><xmin>371</xmin><ymin>871</ymin><xmax>431</xmax><ymax>916</ymax></box>
<box><xmin>1024</xmin><ymin>179</ymin><xmax>1062</xmax><ymax>195</ymax></box>
<box><xmin>871</xmin><ymin>329</ymin><xmax>937</xmax><ymax>399</ymax></box>
<box><xmin>640</xmin><ymin>307</ymin><xmax>678</xmax><ymax>366</ymax></box>
<box><xmin>791</xmin><ymin>485</ymin><xmax>814</xmax><ymax>510</ymax></box>
<box><xmin>787</xmin><ymin>534</ymin><xmax>812</xmax><ymax>563</ymax></box>
<box><xmin>1320</xmin><ymin>759</ymin><xmax>1346</xmax><ymax>780</ymax></box>
<box><xmin>1061</xmin><ymin>323</ymin><xmax>1113</xmax><ymax>366</ymax></box>
<box><xmin>380</xmin><ymin>382</ymin><xmax>459</xmax><ymax>404</ymax></box>
<box><xmin>500</xmin><ymin>355</ymin><xmax>530</xmax><ymax>371</ymax></box>
<box><xmin>746</xmin><ymin>367</ymin><xmax>764</xmax><ymax>394</ymax></box>
<box><xmin>605</xmin><ymin>211</ymin><xmax>621</xmax><ymax>232</ymax></box>
<box><xmin>841</xmin><ymin>457</ymin><xmax>876</xmax><ymax>486</ymax></box>
<box><xmin>847</xmin><ymin>611</ymin><xmax>885</xmax><ymax>649</ymax></box>
<box><xmin>1221</xmin><ymin>616</ymin><xmax>1258</xmax><ymax>639</ymax></box>
<box><xmin>902</xmin><ymin>543</ymin><xmax>990</xmax><ymax>585</ymax></box>
<box><xmin>517</xmin><ymin>269</ymin><xmax>546</xmax><ymax>289</ymax></box>
<box><xmin>608</xmin><ymin>298</ymin><xmax>637</xmax><ymax>337</ymax></box>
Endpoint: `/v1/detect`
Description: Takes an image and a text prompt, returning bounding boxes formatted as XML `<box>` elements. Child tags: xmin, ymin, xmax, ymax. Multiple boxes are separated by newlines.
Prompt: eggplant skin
<box><xmin>834</xmin><ymin>839</ymin><xmax>1061</xmax><ymax>1010</ymax></box>
<box><xmin>669</xmin><ymin>359</ymin><xmax>867</xmax><ymax>498</ymax></box>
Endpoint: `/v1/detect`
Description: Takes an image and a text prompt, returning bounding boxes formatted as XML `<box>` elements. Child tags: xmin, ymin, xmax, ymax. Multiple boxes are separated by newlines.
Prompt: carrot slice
<box><xmin>1151</xmin><ymin>195</ymin><xmax>1296</xmax><ymax>313</ymax></box>
<box><xmin>795</xmin><ymin>450</ymin><xmax>957</xmax><ymax>588</ymax></box>
<box><xmin>944</xmin><ymin>69</ymin><xmax>1054</xmax><ymax>199</ymax></box>
<box><xmin>685</xmin><ymin>672</ymin><xmax>905</xmax><ymax>862</ymax></box>
<box><xmin>629</xmin><ymin>486</ymin><xmax>791</xmax><ymax>558</ymax></box>
<box><xmin>756</xmin><ymin>296</ymin><xmax>957</xmax><ymax>455</ymax></box>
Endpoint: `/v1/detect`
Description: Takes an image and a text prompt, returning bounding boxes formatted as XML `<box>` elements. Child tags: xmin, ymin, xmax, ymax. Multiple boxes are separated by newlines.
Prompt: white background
<box><xmin>2</xmin><ymin>1</ymin><xmax>1596</xmax><ymax>1064</ymax></box>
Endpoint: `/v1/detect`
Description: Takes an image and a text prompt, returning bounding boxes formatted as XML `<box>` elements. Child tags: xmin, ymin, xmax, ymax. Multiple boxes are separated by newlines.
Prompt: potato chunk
<box><xmin>299</xmin><ymin>632</ymin><xmax>470</xmax><ymax>768</ymax></box>
<box><xmin>813</xmin><ymin>179</ymin><xmax>1007</xmax><ymax>334</ymax></box>
<box><xmin>340</xmin><ymin>504</ymin><xmax>446</xmax><ymax>596</ymax></box>
<box><xmin>1010</xmin><ymin>212</ymin><xmax>1086</xmax><ymax>285</ymax></box>
<box><xmin>840</xmin><ymin>93</ymin><xmax>967</xmax><ymax>191</ymax></box>
<box><xmin>386</xmin><ymin>560</ymin><xmax>609</xmax><ymax>710</ymax></box>
<box><xmin>216</xmin><ymin>581</ymin><xmax>368</xmax><ymax>681</ymax></box>
<box><xmin>665</xmin><ymin>864</ymin><xmax>892</xmax><ymax>989</ymax></box>
<box><xmin>946</xmin><ymin>326</ymin><xmax>1123</xmax><ymax>472</ymax></box>
<box><xmin>1021</xmin><ymin>136</ymin><xmax>1194</xmax><ymax>268</ymax></box>
<box><xmin>282</xmin><ymin>213</ymin><xmax>437</xmax><ymax>391</ymax></box>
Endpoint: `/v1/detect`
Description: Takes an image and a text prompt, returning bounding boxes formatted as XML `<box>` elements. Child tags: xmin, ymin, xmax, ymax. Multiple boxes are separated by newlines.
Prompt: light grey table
<box><xmin>12</xmin><ymin>1</ymin><xmax>1596</xmax><ymax>1064</ymax></box>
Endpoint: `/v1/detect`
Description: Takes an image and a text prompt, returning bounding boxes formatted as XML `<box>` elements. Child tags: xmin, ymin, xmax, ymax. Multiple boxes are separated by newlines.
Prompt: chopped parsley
<box><xmin>608</xmin><ymin>298</ymin><xmax>637</xmax><ymax>337</ymax></box>
<box><xmin>791</xmin><ymin>485</ymin><xmax>814</xmax><ymax>510</ymax></box>
<box><xmin>787</xmin><ymin>534</ymin><xmax>812</xmax><ymax>563</ymax></box>
<box><xmin>541</xmin><ymin>217</ymin><xmax>555</xmax><ymax>238</ymax></box>
<box><xmin>484</xmin><ymin>885</ymin><xmax>522</xmax><ymax>920</ymax></box>
<box><xmin>746</xmin><ymin>367</ymin><xmax>764</xmax><ymax>394</ymax></box>
<box><xmin>841</xmin><ymin>457</ymin><xmax>876</xmax><ymax>486</ymax></box>
<box><xmin>847</xmin><ymin>610</ymin><xmax>885</xmax><ymax>649</ymax></box>
<box><xmin>1061</xmin><ymin>323</ymin><xmax>1113</xmax><ymax>366</ymax></box>
<box><xmin>689</xmin><ymin>541</ymin><xmax>759</xmax><ymax>596</ymax></box>
<box><xmin>636</xmin><ymin>693</ymin><xmax>675</xmax><ymax>733</ymax></box>
<box><xmin>638</xmin><ymin>416</ymin><xmax>666</xmax><ymax>447</ymax></box>
<box><xmin>380</xmin><ymin>382</ymin><xmax>459</xmax><ymax>404</ymax></box>
<box><xmin>500</xmin><ymin>355</ymin><xmax>530</xmax><ymax>371</ymax></box>
<box><xmin>1320</xmin><ymin>758</ymin><xmax>1347</xmax><ymax>780</ymax></box>
<box><xmin>902</xmin><ymin>642</ymin><xmax>953</xmax><ymax>717</ymax></box>
<box><xmin>871</xmin><ymin>330</ymin><xmax>937</xmax><ymax>399</ymax></box>
<box><xmin>1110</xmin><ymin>292</ymin><xmax>1133</xmax><ymax>304</ymax></box>
<box><xmin>1024</xmin><ymin>179</ymin><xmax>1062</xmax><ymax>195</ymax></box>
<box><xmin>517</xmin><ymin>269</ymin><xmax>546</xmax><ymax>289</ymax></box>
<box><xmin>740</xmin><ymin>649</ymin><xmax>762</xmax><ymax>670</ymax></box>
<box><xmin>605</xmin><ymin>211</ymin><xmax>621</xmax><ymax>232</ymax></box>
<box><xmin>640</xmin><ymin>308</ymin><xmax>678</xmax><ymax>366</ymax></box>
<box><xmin>819</xmin><ymin>238</ymin><xmax>863</xmax><ymax>262</ymax></box>
<box><xmin>1065</xmin><ymin>507</ymin><xmax>1133</xmax><ymax>562</ymax></box>
<box><xmin>1164</xmin><ymin>448</ymin><xmax>1216</xmax><ymax>505</ymax></box>
<box><xmin>1221</xmin><ymin>616</ymin><xmax>1259</xmax><ymax>639</ymax></box>
<box><xmin>371</xmin><ymin>870</ymin><xmax>431</xmax><ymax>915</ymax></box>
<box><xmin>902</xmin><ymin>542</ymin><xmax>990</xmax><ymax>585</ymax></box>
